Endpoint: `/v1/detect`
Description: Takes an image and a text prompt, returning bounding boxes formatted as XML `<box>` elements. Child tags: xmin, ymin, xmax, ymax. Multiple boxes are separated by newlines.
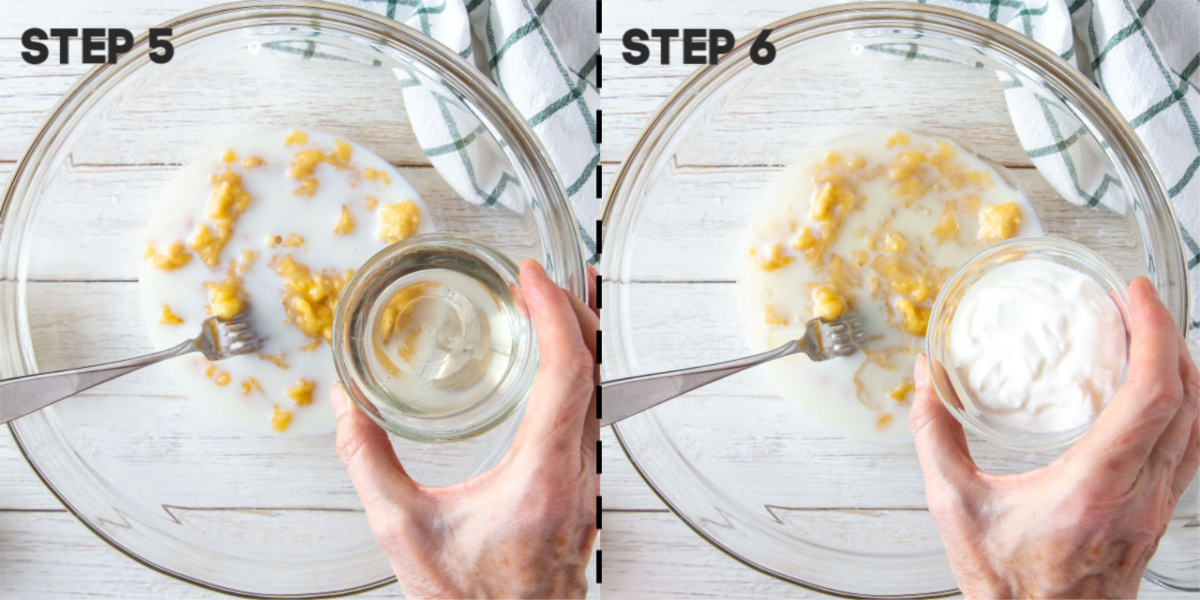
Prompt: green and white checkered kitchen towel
<box><xmin>342</xmin><ymin>0</ymin><xmax>600</xmax><ymax>263</ymax></box>
<box><xmin>904</xmin><ymin>0</ymin><xmax>1200</xmax><ymax>343</ymax></box>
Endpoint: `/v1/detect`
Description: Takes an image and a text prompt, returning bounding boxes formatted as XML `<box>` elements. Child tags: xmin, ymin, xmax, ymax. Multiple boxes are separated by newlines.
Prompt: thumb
<box><xmin>909</xmin><ymin>355</ymin><xmax>978</xmax><ymax>486</ymax></box>
<box><xmin>331</xmin><ymin>382</ymin><xmax>418</xmax><ymax>509</ymax></box>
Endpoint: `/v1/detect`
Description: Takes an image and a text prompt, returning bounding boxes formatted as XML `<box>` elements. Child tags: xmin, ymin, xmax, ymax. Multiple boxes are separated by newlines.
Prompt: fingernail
<box><xmin>330</xmin><ymin>383</ymin><xmax>347</xmax><ymax>417</ymax></box>
<box><xmin>915</xmin><ymin>354</ymin><xmax>928</xmax><ymax>388</ymax></box>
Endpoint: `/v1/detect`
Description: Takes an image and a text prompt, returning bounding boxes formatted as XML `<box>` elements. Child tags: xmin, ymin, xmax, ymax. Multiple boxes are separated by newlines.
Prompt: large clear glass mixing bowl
<box><xmin>0</xmin><ymin>1</ymin><xmax>586</xmax><ymax>597</ymax></box>
<box><xmin>602</xmin><ymin>3</ymin><xmax>1194</xmax><ymax>597</ymax></box>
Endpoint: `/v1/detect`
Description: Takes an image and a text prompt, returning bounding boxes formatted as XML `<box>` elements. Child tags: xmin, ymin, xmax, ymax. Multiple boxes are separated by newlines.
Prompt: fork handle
<box><xmin>599</xmin><ymin>341</ymin><xmax>800</xmax><ymax>428</ymax></box>
<box><xmin>0</xmin><ymin>340</ymin><xmax>195</xmax><ymax>424</ymax></box>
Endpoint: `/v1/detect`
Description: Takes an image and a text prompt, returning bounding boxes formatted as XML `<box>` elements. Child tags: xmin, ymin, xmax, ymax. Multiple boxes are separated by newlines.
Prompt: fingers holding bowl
<box><xmin>910</xmin><ymin>354</ymin><xmax>980</xmax><ymax>493</ymax></box>
<box><xmin>586</xmin><ymin>264</ymin><xmax>600</xmax><ymax>318</ymax></box>
<box><xmin>1079</xmin><ymin>278</ymin><xmax>1185</xmax><ymax>477</ymax></box>
<box><xmin>514</xmin><ymin>259</ymin><xmax>598</xmax><ymax>456</ymax></box>
<box><xmin>330</xmin><ymin>382</ymin><xmax>420</xmax><ymax>511</ymax></box>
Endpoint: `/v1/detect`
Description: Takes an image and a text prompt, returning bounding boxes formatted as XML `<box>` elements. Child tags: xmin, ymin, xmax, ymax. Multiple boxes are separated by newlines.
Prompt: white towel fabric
<box><xmin>344</xmin><ymin>0</ymin><xmax>600</xmax><ymax>262</ymax></box>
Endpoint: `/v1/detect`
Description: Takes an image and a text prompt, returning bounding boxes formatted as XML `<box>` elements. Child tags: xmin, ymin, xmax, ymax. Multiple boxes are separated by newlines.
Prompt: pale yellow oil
<box><xmin>364</xmin><ymin>262</ymin><xmax>517</xmax><ymax>418</ymax></box>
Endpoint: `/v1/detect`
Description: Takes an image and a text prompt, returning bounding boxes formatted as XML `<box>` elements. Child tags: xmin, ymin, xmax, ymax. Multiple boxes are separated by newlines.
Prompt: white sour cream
<box><xmin>948</xmin><ymin>259</ymin><xmax>1126</xmax><ymax>433</ymax></box>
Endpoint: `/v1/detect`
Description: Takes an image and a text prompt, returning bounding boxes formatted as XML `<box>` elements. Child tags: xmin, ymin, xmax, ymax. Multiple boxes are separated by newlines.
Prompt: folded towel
<box><xmin>907</xmin><ymin>0</ymin><xmax>1200</xmax><ymax>345</ymax></box>
<box><xmin>347</xmin><ymin>0</ymin><xmax>600</xmax><ymax>264</ymax></box>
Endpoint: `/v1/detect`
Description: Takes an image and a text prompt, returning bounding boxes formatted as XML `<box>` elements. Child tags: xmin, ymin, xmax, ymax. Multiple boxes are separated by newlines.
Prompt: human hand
<box><xmin>331</xmin><ymin>260</ymin><xmax>599</xmax><ymax>599</ymax></box>
<box><xmin>910</xmin><ymin>276</ymin><xmax>1199</xmax><ymax>599</ymax></box>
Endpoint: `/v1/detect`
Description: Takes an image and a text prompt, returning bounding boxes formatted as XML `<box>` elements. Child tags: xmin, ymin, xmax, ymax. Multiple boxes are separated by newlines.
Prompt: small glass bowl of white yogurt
<box><xmin>927</xmin><ymin>237</ymin><xmax>1132</xmax><ymax>452</ymax></box>
<box><xmin>334</xmin><ymin>234</ymin><xmax>538</xmax><ymax>443</ymax></box>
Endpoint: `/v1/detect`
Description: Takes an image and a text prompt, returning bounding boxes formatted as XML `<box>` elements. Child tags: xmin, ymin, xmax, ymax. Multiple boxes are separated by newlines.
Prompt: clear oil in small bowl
<box><xmin>334</xmin><ymin>234</ymin><xmax>537</xmax><ymax>442</ymax></box>
<box><xmin>368</xmin><ymin>263</ymin><xmax>515</xmax><ymax>416</ymax></box>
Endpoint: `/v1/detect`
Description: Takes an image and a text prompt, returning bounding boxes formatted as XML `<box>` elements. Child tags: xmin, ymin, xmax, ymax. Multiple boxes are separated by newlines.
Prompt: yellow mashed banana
<box><xmin>738</xmin><ymin>129</ymin><xmax>1039</xmax><ymax>438</ymax></box>
<box><xmin>141</xmin><ymin>128</ymin><xmax>429</xmax><ymax>434</ymax></box>
<box><xmin>377</xmin><ymin>201</ymin><xmax>422</xmax><ymax>243</ymax></box>
<box><xmin>274</xmin><ymin>254</ymin><xmax>353</xmax><ymax>346</ymax></box>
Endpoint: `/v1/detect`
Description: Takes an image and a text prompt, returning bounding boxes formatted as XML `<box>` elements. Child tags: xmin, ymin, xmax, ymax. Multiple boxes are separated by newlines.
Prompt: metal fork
<box><xmin>0</xmin><ymin>313</ymin><xmax>262</xmax><ymax>424</ymax></box>
<box><xmin>599</xmin><ymin>314</ymin><xmax>864</xmax><ymax>427</ymax></box>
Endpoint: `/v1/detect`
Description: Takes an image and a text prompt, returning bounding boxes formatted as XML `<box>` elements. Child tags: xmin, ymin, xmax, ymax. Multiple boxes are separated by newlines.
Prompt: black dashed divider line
<box><xmin>595</xmin><ymin>330</ymin><xmax>602</xmax><ymax>363</ymax></box>
<box><xmin>595</xmin><ymin>274</ymin><xmax>602</xmax><ymax>308</ymax></box>
<box><xmin>595</xmin><ymin>109</ymin><xmax>602</xmax><ymax>144</ymax></box>
<box><xmin>594</xmin><ymin>4</ymin><xmax>603</xmax><ymax>591</ymax></box>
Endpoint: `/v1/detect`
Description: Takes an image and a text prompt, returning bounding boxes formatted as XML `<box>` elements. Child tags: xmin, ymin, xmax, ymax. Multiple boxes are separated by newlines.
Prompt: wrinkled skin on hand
<box><xmin>332</xmin><ymin>260</ymin><xmax>599</xmax><ymax>599</ymax></box>
<box><xmin>911</xmin><ymin>277</ymin><xmax>1200</xmax><ymax>599</ymax></box>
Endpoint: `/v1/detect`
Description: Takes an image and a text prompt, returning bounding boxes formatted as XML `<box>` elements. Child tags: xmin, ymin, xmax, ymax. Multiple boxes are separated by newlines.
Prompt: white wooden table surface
<box><xmin>0</xmin><ymin>1</ymin><xmax>1194</xmax><ymax>599</ymax></box>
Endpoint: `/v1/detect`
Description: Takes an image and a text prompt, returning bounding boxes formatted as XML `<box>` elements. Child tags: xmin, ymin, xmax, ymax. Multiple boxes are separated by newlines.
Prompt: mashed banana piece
<box><xmin>205</xmin><ymin>277</ymin><xmax>245</xmax><ymax>320</ymax></box>
<box><xmin>271</xmin><ymin>405</ymin><xmax>293</xmax><ymax>432</ymax></box>
<box><xmin>812</xmin><ymin>286</ymin><xmax>848</xmax><ymax>321</ymax></box>
<box><xmin>159</xmin><ymin>305</ymin><xmax>184</xmax><ymax>325</ymax></box>
<box><xmin>933</xmin><ymin>207</ymin><xmax>960</xmax><ymax>243</ymax></box>
<box><xmin>895</xmin><ymin>298</ymin><xmax>931</xmax><ymax>336</ymax></box>
<box><xmin>286</xmin><ymin>380</ymin><xmax>316</xmax><ymax>406</ymax></box>
<box><xmin>259</xmin><ymin>352</ymin><xmax>289</xmax><ymax>369</ymax></box>
<box><xmin>377</xmin><ymin>201</ymin><xmax>422</xmax><ymax>243</ymax></box>
<box><xmin>753</xmin><ymin>243</ymin><xmax>793</xmax><ymax>271</ymax></box>
<box><xmin>333</xmin><ymin>205</ymin><xmax>356</xmax><ymax>234</ymax></box>
<box><xmin>285</xmin><ymin>134</ymin><xmax>354</xmax><ymax>197</ymax></box>
<box><xmin>188</xmin><ymin>172</ymin><xmax>252</xmax><ymax>267</ymax></box>
<box><xmin>284</xmin><ymin>129</ymin><xmax>308</xmax><ymax>145</ymax></box>
<box><xmin>888</xmin><ymin>379</ymin><xmax>915</xmax><ymax>403</ymax></box>
<box><xmin>763</xmin><ymin>305</ymin><xmax>789</xmax><ymax>326</ymax></box>
<box><xmin>274</xmin><ymin>254</ymin><xmax>353</xmax><ymax>345</ymax></box>
<box><xmin>144</xmin><ymin>241</ymin><xmax>192</xmax><ymax>270</ymax></box>
<box><xmin>363</xmin><ymin>168</ymin><xmax>391</xmax><ymax>184</ymax></box>
<box><xmin>811</xmin><ymin>183</ymin><xmax>855</xmax><ymax>222</ymax></box>
<box><xmin>242</xmin><ymin>377</ymin><xmax>263</xmax><ymax>395</ymax></box>
<box><xmin>977</xmin><ymin>202</ymin><xmax>1023</xmax><ymax>242</ymax></box>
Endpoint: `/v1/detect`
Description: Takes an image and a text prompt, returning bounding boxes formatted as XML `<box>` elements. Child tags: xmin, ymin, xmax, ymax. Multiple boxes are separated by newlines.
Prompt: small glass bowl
<box><xmin>333</xmin><ymin>234</ymin><xmax>537</xmax><ymax>443</ymax></box>
<box><xmin>926</xmin><ymin>237</ymin><xmax>1132</xmax><ymax>452</ymax></box>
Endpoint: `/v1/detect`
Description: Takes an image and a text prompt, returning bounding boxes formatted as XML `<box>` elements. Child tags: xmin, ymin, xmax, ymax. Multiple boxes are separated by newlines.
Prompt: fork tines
<box><xmin>822</xmin><ymin>313</ymin><xmax>863</xmax><ymax>358</ymax></box>
<box><xmin>216</xmin><ymin>314</ymin><xmax>262</xmax><ymax>356</ymax></box>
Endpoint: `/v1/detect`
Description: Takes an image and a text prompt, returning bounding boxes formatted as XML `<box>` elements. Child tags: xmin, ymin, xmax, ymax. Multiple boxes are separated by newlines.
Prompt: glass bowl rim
<box><xmin>1</xmin><ymin>0</ymin><xmax>587</xmax><ymax>297</ymax></box>
<box><xmin>0</xmin><ymin>1</ymin><xmax>586</xmax><ymax>597</ymax></box>
<box><xmin>332</xmin><ymin>232</ymin><xmax>538</xmax><ymax>444</ymax></box>
<box><xmin>603</xmin><ymin>2</ymin><xmax>1190</xmax><ymax>597</ymax></box>
<box><xmin>925</xmin><ymin>236</ymin><xmax>1133</xmax><ymax>453</ymax></box>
